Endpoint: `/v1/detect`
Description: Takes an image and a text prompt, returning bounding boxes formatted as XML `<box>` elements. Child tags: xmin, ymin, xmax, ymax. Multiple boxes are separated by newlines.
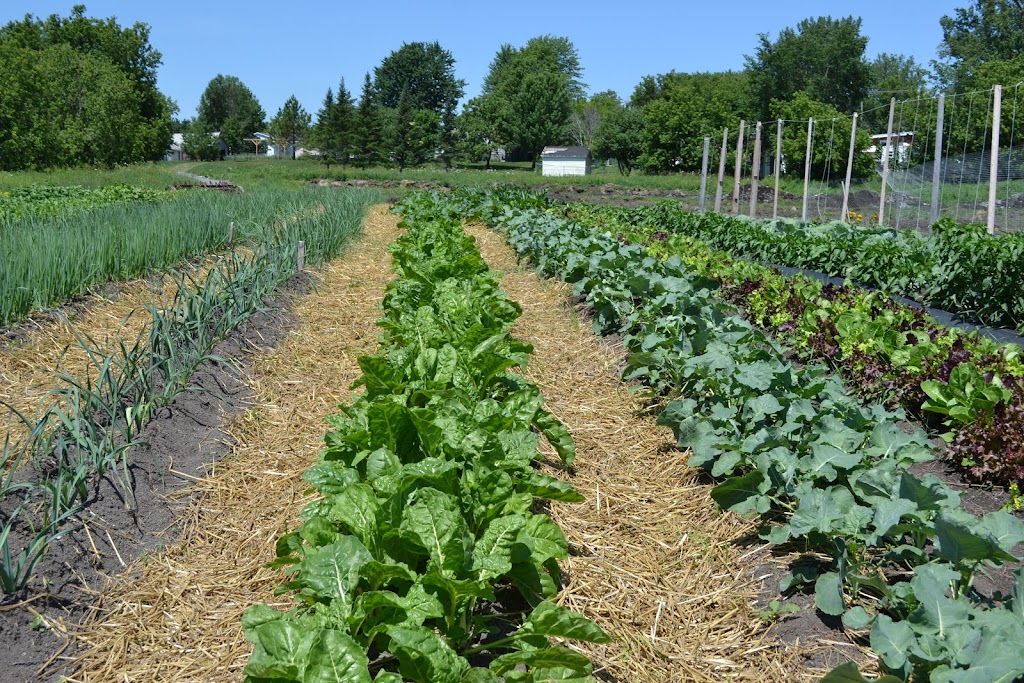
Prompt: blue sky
<box><xmin>4</xmin><ymin>1</ymin><xmax>964</xmax><ymax>122</ymax></box>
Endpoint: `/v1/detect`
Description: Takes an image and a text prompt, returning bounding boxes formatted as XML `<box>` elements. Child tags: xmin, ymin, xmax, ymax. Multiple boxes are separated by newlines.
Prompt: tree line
<box><xmin>2</xmin><ymin>1</ymin><xmax>1020</xmax><ymax>174</ymax></box>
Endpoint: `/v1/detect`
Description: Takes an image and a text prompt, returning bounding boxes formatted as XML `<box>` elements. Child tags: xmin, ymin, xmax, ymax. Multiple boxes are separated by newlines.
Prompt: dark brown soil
<box><xmin>0</xmin><ymin>273</ymin><xmax>315</xmax><ymax>682</ymax></box>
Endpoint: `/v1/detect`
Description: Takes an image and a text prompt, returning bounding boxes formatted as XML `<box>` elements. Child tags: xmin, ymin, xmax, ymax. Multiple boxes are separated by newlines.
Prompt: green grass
<box><xmin>0</xmin><ymin>163</ymin><xmax>186</xmax><ymax>191</ymax></box>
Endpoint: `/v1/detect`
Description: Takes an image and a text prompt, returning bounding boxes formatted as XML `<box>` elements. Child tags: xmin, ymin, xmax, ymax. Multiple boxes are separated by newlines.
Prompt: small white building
<box><xmin>867</xmin><ymin>131</ymin><xmax>915</xmax><ymax>165</ymax></box>
<box><xmin>541</xmin><ymin>146</ymin><xmax>592</xmax><ymax>176</ymax></box>
<box><xmin>164</xmin><ymin>132</ymin><xmax>184</xmax><ymax>161</ymax></box>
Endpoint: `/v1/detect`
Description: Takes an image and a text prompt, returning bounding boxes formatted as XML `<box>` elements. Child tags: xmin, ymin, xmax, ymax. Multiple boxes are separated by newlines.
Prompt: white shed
<box><xmin>541</xmin><ymin>146</ymin><xmax>592</xmax><ymax>176</ymax></box>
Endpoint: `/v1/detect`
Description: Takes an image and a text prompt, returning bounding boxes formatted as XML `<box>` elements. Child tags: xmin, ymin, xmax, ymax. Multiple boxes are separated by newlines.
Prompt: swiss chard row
<box><xmin>242</xmin><ymin>197</ymin><xmax>608</xmax><ymax>682</ymax></box>
<box><xmin>439</xmin><ymin>188</ymin><xmax>1024</xmax><ymax>683</ymax></box>
<box><xmin>562</xmin><ymin>202</ymin><xmax>1024</xmax><ymax>489</ymax></box>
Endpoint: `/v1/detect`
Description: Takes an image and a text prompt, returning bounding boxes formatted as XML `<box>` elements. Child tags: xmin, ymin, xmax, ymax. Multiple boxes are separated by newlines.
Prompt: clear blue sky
<box><xmin>3</xmin><ymin>1</ymin><xmax>964</xmax><ymax>123</ymax></box>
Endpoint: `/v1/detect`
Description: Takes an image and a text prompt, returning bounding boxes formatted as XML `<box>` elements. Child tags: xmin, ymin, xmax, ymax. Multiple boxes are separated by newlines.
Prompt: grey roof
<box><xmin>541</xmin><ymin>146</ymin><xmax>591</xmax><ymax>158</ymax></box>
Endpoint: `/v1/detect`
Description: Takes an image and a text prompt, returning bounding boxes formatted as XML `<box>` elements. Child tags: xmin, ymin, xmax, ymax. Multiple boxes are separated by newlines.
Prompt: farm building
<box><xmin>163</xmin><ymin>133</ymin><xmax>184</xmax><ymax>161</ymax></box>
<box><xmin>541</xmin><ymin>146</ymin><xmax>592</xmax><ymax>176</ymax></box>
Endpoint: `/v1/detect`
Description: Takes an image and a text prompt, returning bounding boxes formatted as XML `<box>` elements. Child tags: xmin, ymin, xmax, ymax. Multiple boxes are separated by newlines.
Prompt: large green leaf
<box><xmin>534</xmin><ymin>409</ymin><xmax>576</xmax><ymax>466</ymax></box>
<box><xmin>304</xmin><ymin>629</ymin><xmax>373</xmax><ymax>683</ymax></box>
<box><xmin>870</xmin><ymin>614</ymin><xmax>915</xmax><ymax>672</ymax></box>
<box><xmin>473</xmin><ymin>514</ymin><xmax>527</xmax><ymax>581</ymax></box>
<box><xmin>489</xmin><ymin>647</ymin><xmax>593</xmax><ymax>676</ymax></box>
<box><xmin>399</xmin><ymin>488</ymin><xmax>468</xmax><ymax>574</ymax></box>
<box><xmin>328</xmin><ymin>483</ymin><xmax>380</xmax><ymax>551</ymax></box>
<box><xmin>934</xmin><ymin>514</ymin><xmax>1018</xmax><ymax>565</ymax></box>
<box><xmin>387</xmin><ymin>625</ymin><xmax>470</xmax><ymax>683</ymax></box>
<box><xmin>517</xmin><ymin>600</ymin><xmax>610</xmax><ymax>643</ymax></box>
<box><xmin>298</xmin><ymin>536</ymin><xmax>374</xmax><ymax>616</ymax></box>
<box><xmin>517</xmin><ymin>471</ymin><xmax>585</xmax><ymax>503</ymax></box>
<box><xmin>709</xmin><ymin>470</ymin><xmax>767</xmax><ymax>515</ymax></box>
<box><xmin>821</xmin><ymin>662</ymin><xmax>902</xmax><ymax>683</ymax></box>
<box><xmin>244</xmin><ymin>618</ymin><xmax>315</xmax><ymax>680</ymax></box>
<box><xmin>814</xmin><ymin>572</ymin><xmax>845</xmax><ymax>616</ymax></box>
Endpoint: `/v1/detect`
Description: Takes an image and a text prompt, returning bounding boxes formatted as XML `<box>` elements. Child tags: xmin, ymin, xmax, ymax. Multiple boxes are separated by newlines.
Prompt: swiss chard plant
<box><xmin>243</xmin><ymin>200</ymin><xmax>608</xmax><ymax>682</ymax></box>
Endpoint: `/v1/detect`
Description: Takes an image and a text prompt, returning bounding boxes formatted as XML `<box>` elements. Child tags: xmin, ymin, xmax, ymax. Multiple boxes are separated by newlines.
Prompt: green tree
<box><xmin>632</xmin><ymin>71</ymin><xmax>751</xmax><ymax>173</ymax></box>
<box><xmin>0</xmin><ymin>4</ymin><xmax>173</xmax><ymax>167</ymax></box>
<box><xmin>770</xmin><ymin>92</ymin><xmax>874</xmax><ymax>180</ymax></box>
<box><xmin>570</xmin><ymin>90</ymin><xmax>621</xmax><ymax>148</ymax></box>
<box><xmin>592</xmin><ymin>107</ymin><xmax>644</xmax><ymax>175</ymax></box>
<box><xmin>181</xmin><ymin>119</ymin><xmax>221</xmax><ymax>161</ymax></box>
<box><xmin>456</xmin><ymin>96</ymin><xmax>502</xmax><ymax>167</ymax></box>
<box><xmin>386</xmin><ymin>88</ymin><xmax>439</xmax><ymax>171</ymax></box>
<box><xmin>935</xmin><ymin>0</ymin><xmax>1024</xmax><ymax>91</ymax></box>
<box><xmin>269</xmin><ymin>95</ymin><xmax>310</xmax><ymax>160</ymax></box>
<box><xmin>353</xmin><ymin>72</ymin><xmax>382</xmax><ymax>167</ymax></box>
<box><xmin>478</xmin><ymin>36</ymin><xmax>584</xmax><ymax>166</ymax></box>
<box><xmin>311</xmin><ymin>87</ymin><xmax>339</xmax><ymax>171</ymax></box>
<box><xmin>745</xmin><ymin>16</ymin><xmax>871</xmax><ymax>120</ymax></box>
<box><xmin>195</xmin><ymin>74</ymin><xmax>265</xmax><ymax>153</ymax></box>
<box><xmin>372</xmin><ymin>42</ymin><xmax>463</xmax><ymax>168</ymax></box>
<box><xmin>862</xmin><ymin>53</ymin><xmax>932</xmax><ymax>133</ymax></box>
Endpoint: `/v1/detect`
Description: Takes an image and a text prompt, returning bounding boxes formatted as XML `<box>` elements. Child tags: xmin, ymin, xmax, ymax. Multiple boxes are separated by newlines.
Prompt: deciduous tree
<box><xmin>592</xmin><ymin>107</ymin><xmax>644</xmax><ymax>175</ymax></box>
<box><xmin>196</xmin><ymin>74</ymin><xmax>265</xmax><ymax>153</ymax></box>
<box><xmin>745</xmin><ymin>16</ymin><xmax>870</xmax><ymax>120</ymax></box>
<box><xmin>935</xmin><ymin>0</ymin><xmax>1024</xmax><ymax>91</ymax></box>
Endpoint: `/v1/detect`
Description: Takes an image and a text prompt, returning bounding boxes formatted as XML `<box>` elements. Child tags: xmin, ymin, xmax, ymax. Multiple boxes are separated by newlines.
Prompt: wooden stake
<box><xmin>297</xmin><ymin>241</ymin><xmax>305</xmax><ymax>272</ymax></box>
<box><xmin>698</xmin><ymin>136</ymin><xmax>711</xmax><ymax>212</ymax></box>
<box><xmin>732</xmin><ymin>120</ymin><xmax>745</xmax><ymax>215</ymax></box>
<box><xmin>227</xmin><ymin>221</ymin><xmax>234</xmax><ymax>247</ymax></box>
<box><xmin>802</xmin><ymin>117</ymin><xmax>814</xmax><ymax>222</ymax></box>
<box><xmin>714</xmin><ymin>128</ymin><xmax>728</xmax><ymax>212</ymax></box>
<box><xmin>749</xmin><ymin>122</ymin><xmax>763</xmax><ymax>217</ymax></box>
<box><xmin>841</xmin><ymin>112</ymin><xmax>858</xmax><ymax>221</ymax></box>
<box><xmin>879</xmin><ymin>97</ymin><xmax>896</xmax><ymax>226</ymax></box>
<box><xmin>930</xmin><ymin>93</ymin><xmax>946</xmax><ymax>227</ymax></box>
<box><xmin>773</xmin><ymin>119</ymin><xmax>783</xmax><ymax>218</ymax></box>
<box><xmin>987</xmin><ymin>84</ymin><xmax>1002</xmax><ymax>235</ymax></box>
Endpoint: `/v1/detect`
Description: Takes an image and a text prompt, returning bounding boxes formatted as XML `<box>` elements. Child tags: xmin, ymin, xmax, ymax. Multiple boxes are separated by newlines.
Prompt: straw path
<box><xmin>466</xmin><ymin>225</ymin><xmax>824</xmax><ymax>682</ymax></box>
<box><xmin>63</xmin><ymin>206</ymin><xmax>398</xmax><ymax>682</ymax></box>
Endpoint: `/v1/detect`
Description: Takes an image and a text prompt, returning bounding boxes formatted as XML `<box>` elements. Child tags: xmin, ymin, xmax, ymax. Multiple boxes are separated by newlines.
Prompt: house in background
<box><xmin>867</xmin><ymin>131</ymin><xmax>915</xmax><ymax>165</ymax></box>
<box><xmin>540</xmin><ymin>146</ymin><xmax>592</xmax><ymax>176</ymax></box>
<box><xmin>164</xmin><ymin>133</ymin><xmax>184</xmax><ymax>161</ymax></box>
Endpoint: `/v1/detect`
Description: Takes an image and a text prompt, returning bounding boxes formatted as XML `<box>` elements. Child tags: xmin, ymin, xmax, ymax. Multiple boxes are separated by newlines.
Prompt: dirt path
<box><xmin>466</xmin><ymin>225</ymin><xmax>829</xmax><ymax>682</ymax></box>
<box><xmin>62</xmin><ymin>206</ymin><xmax>397</xmax><ymax>682</ymax></box>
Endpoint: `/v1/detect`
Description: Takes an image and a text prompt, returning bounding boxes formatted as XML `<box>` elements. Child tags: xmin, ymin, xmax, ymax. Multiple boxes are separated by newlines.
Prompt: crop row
<box><xmin>439</xmin><ymin>188</ymin><xmax>1024</xmax><ymax>683</ymax></box>
<box><xmin>0</xmin><ymin>187</ymin><xmax>378</xmax><ymax>327</ymax></box>
<box><xmin>605</xmin><ymin>205</ymin><xmax>1024</xmax><ymax>334</ymax></box>
<box><xmin>562</xmin><ymin>203</ymin><xmax>1024</xmax><ymax>489</ymax></box>
<box><xmin>242</xmin><ymin>197</ymin><xmax>608</xmax><ymax>681</ymax></box>
<box><xmin>0</xmin><ymin>191</ymin><xmax>377</xmax><ymax>595</ymax></box>
<box><xmin>0</xmin><ymin>183</ymin><xmax>170</xmax><ymax>219</ymax></box>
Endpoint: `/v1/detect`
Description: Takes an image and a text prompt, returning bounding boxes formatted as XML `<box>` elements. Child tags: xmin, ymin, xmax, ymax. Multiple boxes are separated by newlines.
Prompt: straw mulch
<box><xmin>63</xmin><ymin>206</ymin><xmax>398</xmax><ymax>682</ymax></box>
<box><xmin>466</xmin><ymin>225</ymin><xmax>830</xmax><ymax>682</ymax></box>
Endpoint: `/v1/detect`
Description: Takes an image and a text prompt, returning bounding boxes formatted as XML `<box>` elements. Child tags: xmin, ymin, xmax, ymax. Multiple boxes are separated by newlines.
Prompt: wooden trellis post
<box><xmin>841</xmin><ymin>112</ymin><xmax>858</xmax><ymax>221</ymax></box>
<box><xmin>699</xmin><ymin>136</ymin><xmax>711</xmax><ymax>212</ymax></box>
<box><xmin>987</xmin><ymin>85</ymin><xmax>1002</xmax><ymax>235</ymax></box>
<box><xmin>802</xmin><ymin>117</ymin><xmax>814</xmax><ymax>222</ymax></box>
<box><xmin>749</xmin><ymin>122</ymin><xmax>763</xmax><ymax>217</ymax></box>
<box><xmin>732</xmin><ymin>120</ymin><xmax>745</xmax><ymax>215</ymax></box>
<box><xmin>714</xmin><ymin>128</ymin><xmax>728</xmax><ymax>212</ymax></box>
<box><xmin>878</xmin><ymin>97</ymin><xmax>896</xmax><ymax>226</ymax></box>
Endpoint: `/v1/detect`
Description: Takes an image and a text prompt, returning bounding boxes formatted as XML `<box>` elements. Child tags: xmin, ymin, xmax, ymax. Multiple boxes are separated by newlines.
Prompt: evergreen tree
<box><xmin>269</xmin><ymin>95</ymin><xmax>310</xmax><ymax>160</ymax></box>
<box><xmin>353</xmin><ymin>73</ymin><xmax>381</xmax><ymax>167</ymax></box>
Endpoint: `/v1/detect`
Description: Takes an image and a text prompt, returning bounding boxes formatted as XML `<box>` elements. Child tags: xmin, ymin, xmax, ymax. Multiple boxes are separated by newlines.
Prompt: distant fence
<box><xmin>699</xmin><ymin>82</ymin><xmax>1024</xmax><ymax>233</ymax></box>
